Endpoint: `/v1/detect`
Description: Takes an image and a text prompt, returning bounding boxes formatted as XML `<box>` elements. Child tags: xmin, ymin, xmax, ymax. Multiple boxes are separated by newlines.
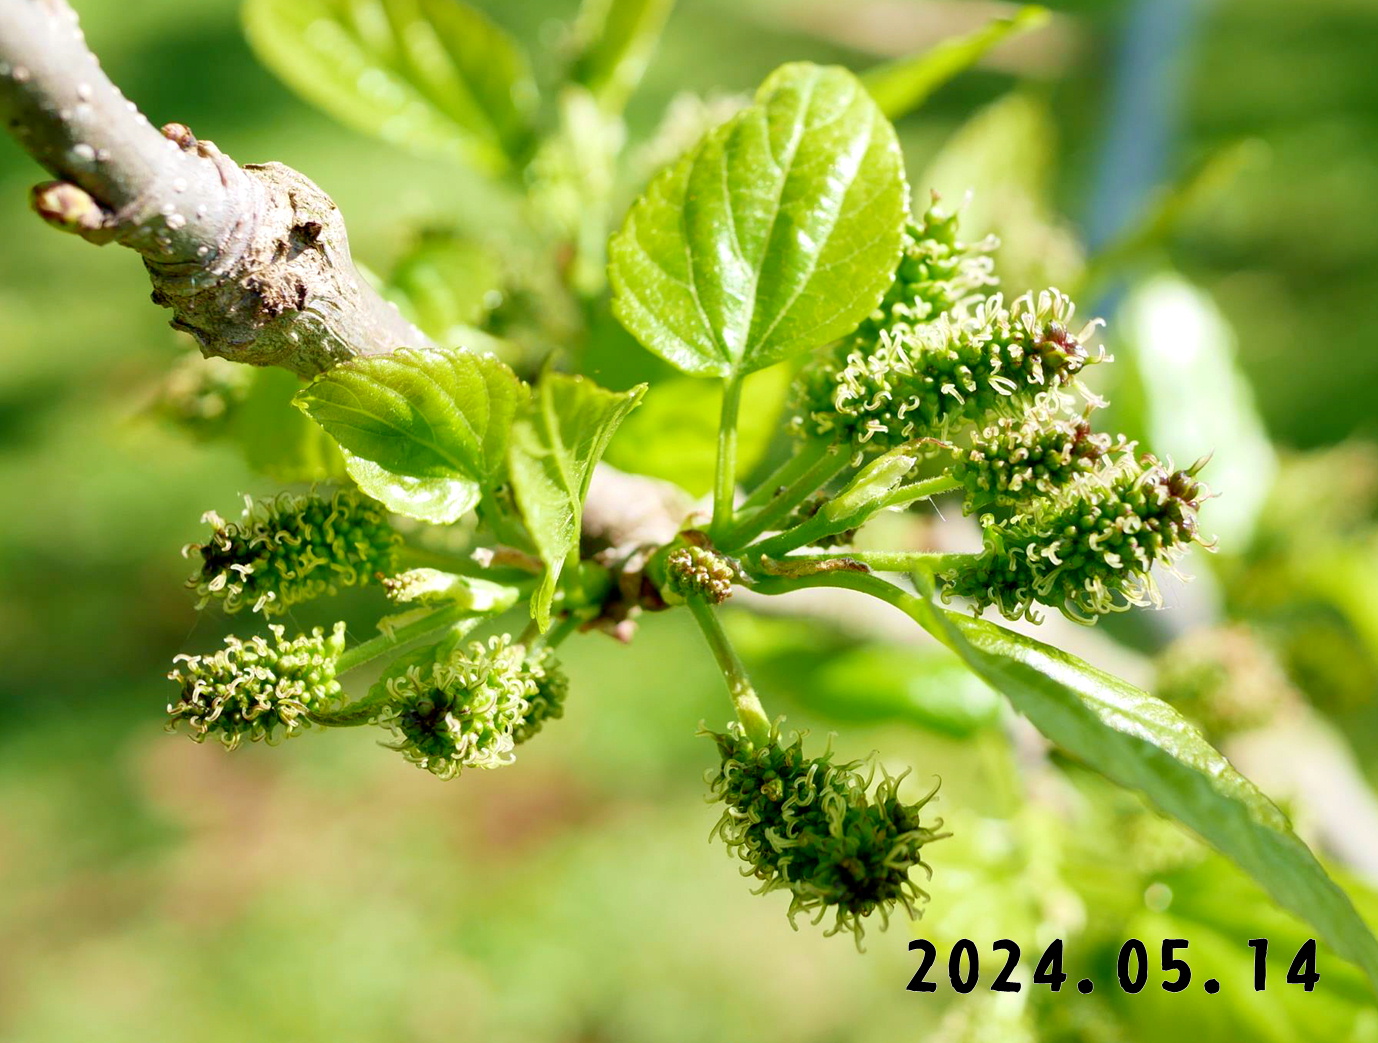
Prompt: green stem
<box><xmin>751</xmin><ymin>549</ymin><xmax>980</xmax><ymax>576</ymax></box>
<box><xmin>687</xmin><ymin>597</ymin><xmax>771</xmax><ymax>746</ymax></box>
<box><xmin>749</xmin><ymin>474</ymin><xmax>964</xmax><ymax>558</ymax></box>
<box><xmin>736</xmin><ymin>438</ymin><xmax>831</xmax><ymax>515</ymax></box>
<box><xmin>335</xmin><ymin>602</ymin><xmax>478</xmax><ymax>676</ymax></box>
<box><xmin>874</xmin><ymin>473</ymin><xmax>962</xmax><ymax>511</ymax></box>
<box><xmin>712</xmin><ymin>375</ymin><xmax>745</xmax><ymax>539</ymax></box>
<box><xmin>749</xmin><ymin>568</ymin><xmax>962</xmax><ymax>648</ymax></box>
<box><xmin>308</xmin><ymin>691</ymin><xmax>391</xmax><ymax>728</ymax></box>
<box><xmin>722</xmin><ymin>447</ymin><xmax>850</xmax><ymax>551</ymax></box>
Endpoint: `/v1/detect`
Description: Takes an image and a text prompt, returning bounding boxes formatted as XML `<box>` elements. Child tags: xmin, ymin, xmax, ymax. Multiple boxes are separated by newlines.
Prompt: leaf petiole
<box><xmin>720</xmin><ymin>445</ymin><xmax>850</xmax><ymax>550</ymax></box>
<box><xmin>750</xmin><ymin>549</ymin><xmax>979</xmax><ymax>577</ymax></box>
<box><xmin>736</xmin><ymin>437</ymin><xmax>832</xmax><ymax>515</ymax></box>
<box><xmin>711</xmin><ymin>375</ymin><xmax>745</xmax><ymax>540</ymax></box>
<box><xmin>749</xmin><ymin>474</ymin><xmax>963</xmax><ymax>558</ymax></box>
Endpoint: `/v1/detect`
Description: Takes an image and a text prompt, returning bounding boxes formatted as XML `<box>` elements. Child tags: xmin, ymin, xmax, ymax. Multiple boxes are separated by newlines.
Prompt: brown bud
<box><xmin>160</xmin><ymin>122</ymin><xmax>197</xmax><ymax>150</ymax></box>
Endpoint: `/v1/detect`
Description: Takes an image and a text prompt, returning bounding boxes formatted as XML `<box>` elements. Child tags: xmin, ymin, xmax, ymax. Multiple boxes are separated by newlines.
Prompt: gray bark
<box><xmin>0</xmin><ymin>0</ymin><xmax>432</xmax><ymax>376</ymax></box>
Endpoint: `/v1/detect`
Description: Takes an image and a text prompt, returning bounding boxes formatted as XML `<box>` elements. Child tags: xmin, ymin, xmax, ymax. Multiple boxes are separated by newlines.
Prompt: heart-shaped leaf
<box><xmin>609</xmin><ymin>62</ymin><xmax>908</xmax><ymax>379</ymax></box>
<box><xmin>244</xmin><ymin>0</ymin><xmax>537</xmax><ymax>172</ymax></box>
<box><xmin>295</xmin><ymin>347</ymin><xmax>524</xmax><ymax>522</ymax></box>
<box><xmin>508</xmin><ymin>374</ymin><xmax>645</xmax><ymax>628</ymax></box>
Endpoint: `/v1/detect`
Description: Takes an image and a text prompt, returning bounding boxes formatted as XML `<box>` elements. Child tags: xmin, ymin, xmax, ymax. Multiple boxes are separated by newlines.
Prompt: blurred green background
<box><xmin>3</xmin><ymin>0</ymin><xmax>1378</xmax><ymax>1039</ymax></box>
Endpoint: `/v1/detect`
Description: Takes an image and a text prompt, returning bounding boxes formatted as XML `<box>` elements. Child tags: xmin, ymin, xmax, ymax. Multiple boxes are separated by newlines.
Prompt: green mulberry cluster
<box><xmin>855</xmin><ymin>196</ymin><xmax>997</xmax><ymax>339</ymax></box>
<box><xmin>956</xmin><ymin>408</ymin><xmax>1131</xmax><ymax>513</ymax></box>
<box><xmin>706</xmin><ymin>722</ymin><xmax>942</xmax><ymax>942</ymax></box>
<box><xmin>167</xmin><ymin>622</ymin><xmax>347</xmax><ymax>748</ymax></box>
<box><xmin>187</xmin><ymin>489</ymin><xmax>399</xmax><ymax>615</ymax></box>
<box><xmin>794</xmin><ymin>289</ymin><xmax>1104</xmax><ymax>456</ymax></box>
<box><xmin>379</xmin><ymin>636</ymin><xmax>566</xmax><ymax>779</ymax></box>
<box><xmin>512</xmin><ymin>646</ymin><xmax>569</xmax><ymax>745</ymax></box>
<box><xmin>941</xmin><ymin>456</ymin><xmax>1208</xmax><ymax>622</ymax></box>
<box><xmin>663</xmin><ymin>545</ymin><xmax>736</xmax><ymax>604</ymax></box>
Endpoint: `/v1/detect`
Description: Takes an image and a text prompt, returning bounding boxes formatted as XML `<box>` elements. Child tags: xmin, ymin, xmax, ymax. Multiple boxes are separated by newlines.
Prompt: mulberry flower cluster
<box><xmin>941</xmin><ymin>456</ymin><xmax>1208</xmax><ymax>622</ymax></box>
<box><xmin>663</xmin><ymin>544</ymin><xmax>736</xmax><ymax>604</ymax></box>
<box><xmin>955</xmin><ymin>407</ymin><xmax>1131</xmax><ymax>514</ymax></box>
<box><xmin>379</xmin><ymin>636</ymin><xmax>566</xmax><ymax>779</ymax></box>
<box><xmin>512</xmin><ymin>646</ymin><xmax>569</xmax><ymax>745</ymax></box>
<box><xmin>187</xmin><ymin>489</ymin><xmax>399</xmax><ymax>615</ymax></box>
<box><xmin>167</xmin><ymin>623</ymin><xmax>347</xmax><ymax>748</ymax></box>
<box><xmin>794</xmin><ymin>289</ymin><xmax>1104</xmax><ymax>456</ymax></box>
<box><xmin>856</xmin><ymin>197</ymin><xmax>996</xmax><ymax>337</ymax></box>
<box><xmin>706</xmin><ymin>722</ymin><xmax>942</xmax><ymax>942</ymax></box>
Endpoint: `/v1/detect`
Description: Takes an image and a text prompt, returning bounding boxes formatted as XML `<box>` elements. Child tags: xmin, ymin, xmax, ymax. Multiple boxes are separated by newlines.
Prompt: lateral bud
<box><xmin>30</xmin><ymin>180</ymin><xmax>110</xmax><ymax>241</ymax></box>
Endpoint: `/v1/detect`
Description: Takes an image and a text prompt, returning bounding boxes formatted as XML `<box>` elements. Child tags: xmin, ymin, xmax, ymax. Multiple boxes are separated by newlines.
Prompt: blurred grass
<box><xmin>2</xmin><ymin>0</ymin><xmax>1378</xmax><ymax>1039</ymax></box>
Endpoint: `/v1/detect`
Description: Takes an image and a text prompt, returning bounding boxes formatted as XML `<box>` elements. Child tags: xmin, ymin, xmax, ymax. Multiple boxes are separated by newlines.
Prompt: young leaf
<box><xmin>243</xmin><ymin>0</ymin><xmax>536</xmax><ymax>172</ymax></box>
<box><xmin>508</xmin><ymin>374</ymin><xmax>645</xmax><ymax>628</ymax></box>
<box><xmin>570</xmin><ymin>0</ymin><xmax>676</xmax><ymax>114</ymax></box>
<box><xmin>339</xmin><ymin>450</ymin><xmax>480</xmax><ymax>524</ymax></box>
<box><xmin>861</xmin><ymin>6</ymin><xmax>1050</xmax><ymax>120</ymax></box>
<box><xmin>910</xmin><ymin>588</ymin><xmax>1378</xmax><ymax>992</ymax></box>
<box><xmin>295</xmin><ymin>347</ymin><xmax>524</xmax><ymax>521</ymax></box>
<box><xmin>608</xmin><ymin>62</ymin><xmax>908</xmax><ymax>379</ymax></box>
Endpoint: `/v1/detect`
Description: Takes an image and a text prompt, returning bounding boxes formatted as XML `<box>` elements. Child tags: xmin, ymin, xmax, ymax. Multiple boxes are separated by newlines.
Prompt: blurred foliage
<box><xmin>4</xmin><ymin>0</ymin><xmax>1378</xmax><ymax>1039</ymax></box>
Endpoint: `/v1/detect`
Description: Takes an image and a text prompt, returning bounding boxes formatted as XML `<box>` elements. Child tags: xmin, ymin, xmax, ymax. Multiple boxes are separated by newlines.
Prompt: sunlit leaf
<box><xmin>509</xmin><ymin>374</ymin><xmax>645</xmax><ymax>627</ymax></box>
<box><xmin>339</xmin><ymin>449</ymin><xmax>478</xmax><ymax>523</ymax></box>
<box><xmin>905</xmin><ymin>584</ymin><xmax>1378</xmax><ymax>993</ymax></box>
<box><xmin>243</xmin><ymin>0</ymin><xmax>536</xmax><ymax>171</ymax></box>
<box><xmin>609</xmin><ymin>62</ymin><xmax>908</xmax><ymax>379</ymax></box>
<box><xmin>295</xmin><ymin>347</ymin><xmax>524</xmax><ymax>522</ymax></box>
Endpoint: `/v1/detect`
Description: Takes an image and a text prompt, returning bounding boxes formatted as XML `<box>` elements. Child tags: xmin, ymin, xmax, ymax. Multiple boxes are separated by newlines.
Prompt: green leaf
<box><xmin>910</xmin><ymin>588</ymin><xmax>1378</xmax><ymax>993</ymax></box>
<box><xmin>862</xmin><ymin>6</ymin><xmax>1050</xmax><ymax>120</ymax></box>
<box><xmin>339</xmin><ymin>449</ymin><xmax>479</xmax><ymax>524</ymax></box>
<box><xmin>570</xmin><ymin>0</ymin><xmax>675</xmax><ymax>114</ymax></box>
<box><xmin>508</xmin><ymin>374</ymin><xmax>645</xmax><ymax>628</ymax></box>
<box><xmin>243</xmin><ymin>0</ymin><xmax>536</xmax><ymax>172</ymax></box>
<box><xmin>295</xmin><ymin>347</ymin><xmax>524</xmax><ymax>510</ymax></box>
<box><xmin>604</xmin><ymin>367</ymin><xmax>790</xmax><ymax>496</ymax></box>
<box><xmin>608</xmin><ymin>62</ymin><xmax>908</xmax><ymax>379</ymax></box>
